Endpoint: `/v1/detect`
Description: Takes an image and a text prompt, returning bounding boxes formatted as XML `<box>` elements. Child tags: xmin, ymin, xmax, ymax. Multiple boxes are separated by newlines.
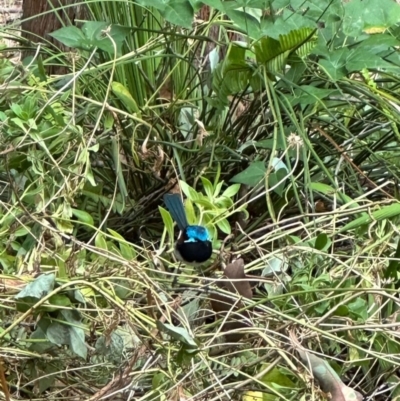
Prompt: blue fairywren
<box><xmin>164</xmin><ymin>193</ymin><xmax>212</xmax><ymax>264</ymax></box>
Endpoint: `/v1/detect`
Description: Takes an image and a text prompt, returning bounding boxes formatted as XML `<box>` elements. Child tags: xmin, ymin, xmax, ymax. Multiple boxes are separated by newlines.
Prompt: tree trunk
<box><xmin>21</xmin><ymin>0</ymin><xmax>86</xmax><ymax>74</ymax></box>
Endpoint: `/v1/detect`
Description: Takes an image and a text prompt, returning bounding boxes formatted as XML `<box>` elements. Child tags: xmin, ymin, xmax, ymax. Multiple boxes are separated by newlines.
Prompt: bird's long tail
<box><xmin>164</xmin><ymin>193</ymin><xmax>188</xmax><ymax>231</ymax></box>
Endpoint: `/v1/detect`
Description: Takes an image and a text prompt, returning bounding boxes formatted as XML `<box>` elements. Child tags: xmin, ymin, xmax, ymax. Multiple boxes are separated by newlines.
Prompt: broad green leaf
<box><xmin>230</xmin><ymin>161</ymin><xmax>266</xmax><ymax>187</ymax></box>
<box><xmin>317</xmin><ymin>48</ymin><xmax>349</xmax><ymax>81</ymax></box>
<box><xmin>268</xmin><ymin>168</ymin><xmax>287</xmax><ymax>197</ymax></box>
<box><xmin>343</xmin><ymin>0</ymin><xmax>400</xmax><ymax>37</ymax></box>
<box><xmin>162</xmin><ymin>0</ymin><xmax>194</xmax><ymax>29</ymax></box>
<box><xmin>348</xmin><ymin>298</ymin><xmax>367</xmax><ymax>321</ymax></box>
<box><xmin>314</xmin><ymin>233</ymin><xmax>330</xmax><ymax>251</ymax></box>
<box><xmin>62</xmin><ymin>310</ymin><xmax>87</xmax><ymax>359</ymax></box>
<box><xmin>43</xmin><ymin>294</ymin><xmax>72</xmax><ymax>312</ymax></box>
<box><xmin>95</xmin><ymin>332</ymin><xmax>124</xmax><ymax>364</ymax></box>
<box><xmin>49</xmin><ymin>26</ymin><xmax>86</xmax><ymax>49</ymax></box>
<box><xmin>50</xmin><ymin>22</ymin><xmax>130</xmax><ymax>54</ymax></box>
<box><xmin>262</xmin><ymin>256</ymin><xmax>288</xmax><ymax>276</ymax></box>
<box><xmin>346</xmin><ymin>47</ymin><xmax>397</xmax><ymax>73</ymax></box>
<box><xmin>356</xmin><ymin>34</ymin><xmax>400</xmax><ymax>53</ymax></box>
<box><xmin>225</xmin><ymin>9</ymin><xmax>261</xmax><ymax>38</ymax></box>
<box><xmin>178</xmin><ymin>290</ymin><xmax>201</xmax><ymax>325</ymax></box>
<box><xmin>288</xmin><ymin>86</ymin><xmax>340</xmax><ymax>106</ymax></box>
<box><xmin>15</xmin><ymin>274</ymin><xmax>55</xmax><ymax>301</ymax></box>
<box><xmin>81</xmin><ymin>21</ymin><xmax>130</xmax><ymax>54</ymax></box>
<box><xmin>156</xmin><ymin>321</ymin><xmax>198</xmax><ymax>349</ymax></box>
<box><xmin>47</xmin><ymin>322</ymin><xmax>70</xmax><ymax>345</ymax></box>
<box><xmin>10</xmin><ymin>103</ymin><xmax>24</xmax><ymax>119</ymax></box>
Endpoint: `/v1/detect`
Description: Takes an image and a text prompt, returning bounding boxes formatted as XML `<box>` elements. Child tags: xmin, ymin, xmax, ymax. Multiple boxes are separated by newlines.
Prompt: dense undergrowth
<box><xmin>2</xmin><ymin>0</ymin><xmax>400</xmax><ymax>399</ymax></box>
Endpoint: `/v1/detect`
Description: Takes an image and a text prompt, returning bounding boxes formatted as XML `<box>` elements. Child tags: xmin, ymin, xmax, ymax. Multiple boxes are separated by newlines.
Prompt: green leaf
<box><xmin>178</xmin><ymin>290</ymin><xmax>200</xmax><ymax>325</ymax></box>
<box><xmin>179</xmin><ymin>181</ymin><xmax>199</xmax><ymax>200</ymax></box>
<box><xmin>261</xmin><ymin>364</ymin><xmax>296</xmax><ymax>387</ymax></box>
<box><xmin>348</xmin><ymin>298</ymin><xmax>367</xmax><ymax>321</ymax></box>
<box><xmin>50</xmin><ymin>22</ymin><xmax>130</xmax><ymax>54</ymax></box>
<box><xmin>212</xmin><ymin>44</ymin><xmax>253</xmax><ymax>102</ymax></box>
<box><xmin>185</xmin><ymin>199</ymin><xmax>197</xmax><ymax>225</ymax></box>
<box><xmin>81</xmin><ymin>21</ymin><xmax>130</xmax><ymax>54</ymax></box>
<box><xmin>216</xmin><ymin>218</ymin><xmax>231</xmax><ymax>235</ymax></box>
<box><xmin>10</xmin><ymin>103</ymin><xmax>24</xmax><ymax>119</ymax></box>
<box><xmin>159</xmin><ymin>206</ymin><xmax>174</xmax><ymax>240</ymax></box>
<box><xmin>339</xmin><ymin>203</ymin><xmax>400</xmax><ymax>233</ymax></box>
<box><xmin>314</xmin><ymin>233</ymin><xmax>330</xmax><ymax>251</ymax></box>
<box><xmin>71</xmin><ymin>208</ymin><xmax>94</xmax><ymax>226</ymax></box>
<box><xmin>156</xmin><ymin>321</ymin><xmax>198</xmax><ymax>349</ymax></box>
<box><xmin>14</xmin><ymin>226</ymin><xmax>29</xmax><ymax>237</ymax></box>
<box><xmin>37</xmin><ymin>363</ymin><xmax>58</xmax><ymax>393</ymax></box>
<box><xmin>49</xmin><ymin>26</ymin><xmax>87</xmax><ymax>49</ymax></box>
<box><xmin>253</xmin><ymin>28</ymin><xmax>316</xmax><ymax>72</ymax></box>
<box><xmin>262</xmin><ymin>256</ymin><xmax>288</xmax><ymax>276</ymax></box>
<box><xmin>348</xmin><ymin>51</ymin><xmax>396</xmax><ymax>74</ymax></box>
<box><xmin>310</xmin><ymin>182</ymin><xmax>360</xmax><ymax>209</ymax></box>
<box><xmin>343</xmin><ymin>0</ymin><xmax>400</xmax><ymax>37</ymax></box>
<box><xmin>162</xmin><ymin>0</ymin><xmax>194</xmax><ymax>29</ymax></box>
<box><xmin>385</xmin><ymin>237</ymin><xmax>400</xmax><ymax>279</ymax></box>
<box><xmin>62</xmin><ymin>310</ymin><xmax>87</xmax><ymax>359</ymax></box>
<box><xmin>95</xmin><ymin>232</ymin><xmax>108</xmax><ymax>251</ymax></box>
<box><xmin>15</xmin><ymin>274</ymin><xmax>55</xmax><ymax>301</ymax></box>
<box><xmin>225</xmin><ymin>9</ymin><xmax>261</xmax><ymax>39</ymax></box>
<box><xmin>222</xmin><ymin>184</ymin><xmax>241</xmax><ymax>198</ymax></box>
<box><xmin>213</xmin><ymin>180</ymin><xmax>224</xmax><ymax>198</ymax></box>
<box><xmin>95</xmin><ymin>332</ymin><xmax>124</xmax><ymax>364</ymax></box>
<box><xmin>47</xmin><ymin>322</ymin><xmax>70</xmax><ymax>345</ymax></box>
<box><xmin>288</xmin><ymin>85</ymin><xmax>340</xmax><ymax>106</ymax></box>
<box><xmin>112</xmin><ymin>82</ymin><xmax>141</xmax><ymax>115</ymax></box>
<box><xmin>317</xmin><ymin>48</ymin><xmax>349</xmax><ymax>81</ymax></box>
<box><xmin>268</xmin><ymin>167</ymin><xmax>287</xmax><ymax>197</ymax></box>
<box><xmin>43</xmin><ymin>294</ymin><xmax>72</xmax><ymax>312</ymax></box>
<box><xmin>107</xmin><ymin>228</ymin><xmax>136</xmax><ymax>260</ymax></box>
<box><xmin>230</xmin><ymin>161</ymin><xmax>266</xmax><ymax>187</ymax></box>
<box><xmin>201</xmin><ymin>177</ymin><xmax>214</xmax><ymax>200</ymax></box>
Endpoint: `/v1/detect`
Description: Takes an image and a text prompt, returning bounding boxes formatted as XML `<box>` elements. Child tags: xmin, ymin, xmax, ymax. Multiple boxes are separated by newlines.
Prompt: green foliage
<box><xmin>3</xmin><ymin>0</ymin><xmax>400</xmax><ymax>398</ymax></box>
<box><xmin>49</xmin><ymin>22</ymin><xmax>131</xmax><ymax>55</ymax></box>
<box><xmin>14</xmin><ymin>274</ymin><xmax>87</xmax><ymax>360</ymax></box>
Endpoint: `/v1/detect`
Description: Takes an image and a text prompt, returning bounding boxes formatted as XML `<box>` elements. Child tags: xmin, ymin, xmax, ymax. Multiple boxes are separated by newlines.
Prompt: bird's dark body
<box><xmin>164</xmin><ymin>193</ymin><xmax>212</xmax><ymax>265</ymax></box>
<box><xmin>176</xmin><ymin>231</ymin><xmax>212</xmax><ymax>264</ymax></box>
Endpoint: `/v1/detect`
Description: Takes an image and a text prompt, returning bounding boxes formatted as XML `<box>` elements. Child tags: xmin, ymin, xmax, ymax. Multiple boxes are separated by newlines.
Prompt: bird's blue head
<box><xmin>185</xmin><ymin>225</ymin><xmax>210</xmax><ymax>242</ymax></box>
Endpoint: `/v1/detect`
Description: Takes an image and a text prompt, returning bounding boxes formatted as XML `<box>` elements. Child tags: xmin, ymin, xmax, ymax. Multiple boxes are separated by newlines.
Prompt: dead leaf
<box><xmin>290</xmin><ymin>332</ymin><xmax>363</xmax><ymax>401</ymax></box>
<box><xmin>210</xmin><ymin>259</ymin><xmax>253</xmax><ymax>342</ymax></box>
